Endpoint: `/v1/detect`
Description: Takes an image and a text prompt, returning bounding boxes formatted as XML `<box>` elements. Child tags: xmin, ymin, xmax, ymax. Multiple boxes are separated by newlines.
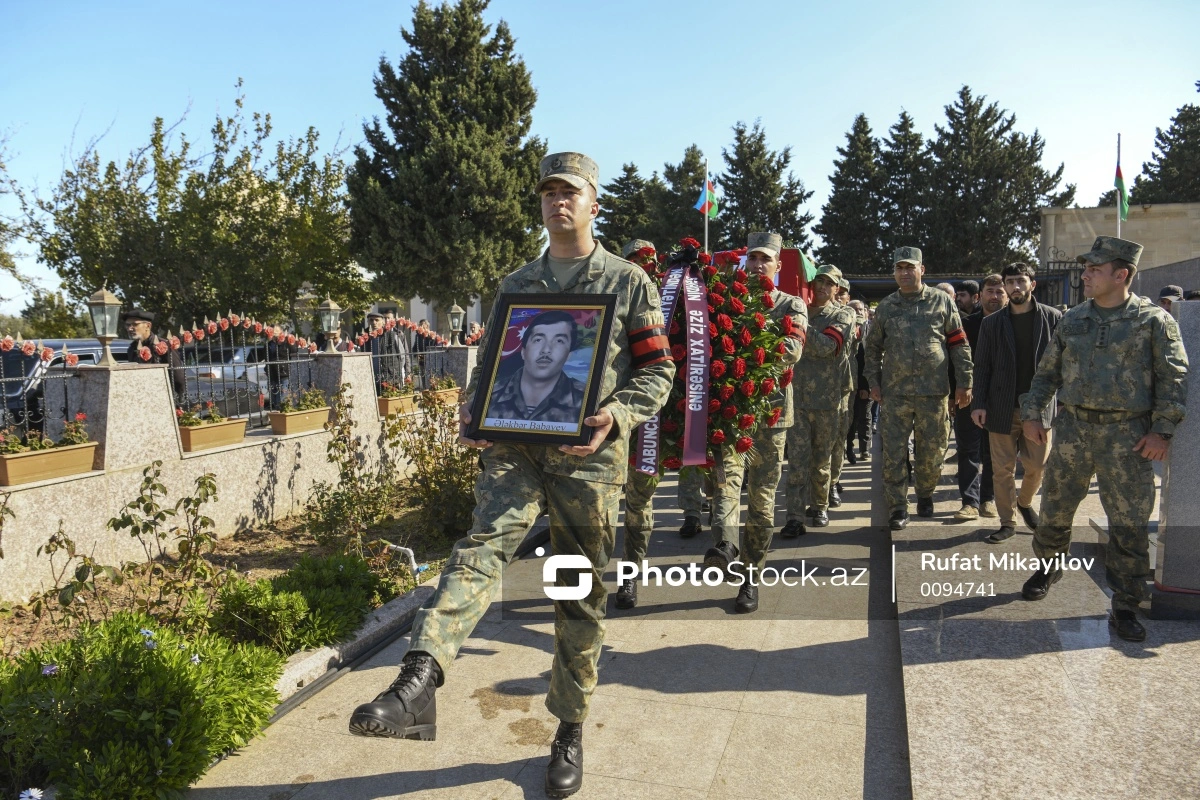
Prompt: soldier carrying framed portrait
<box><xmin>465</xmin><ymin>292</ymin><xmax>618</xmax><ymax>446</ymax></box>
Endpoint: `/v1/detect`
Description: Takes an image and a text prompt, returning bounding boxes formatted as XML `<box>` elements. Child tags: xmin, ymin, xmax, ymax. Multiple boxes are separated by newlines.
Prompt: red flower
<box><xmin>75</xmin><ymin>412</ymin><xmax>86</xmax><ymax>422</ymax></box>
<box><xmin>762</xmin><ymin>293</ymin><xmax>775</xmax><ymax>309</ymax></box>
<box><xmin>169</xmin><ymin>335</ymin><xmax>181</xmax><ymax>350</ymax></box>
<box><xmin>721</xmin><ymin>335</ymin><xmax>735</xmax><ymax>354</ymax></box>
<box><xmin>663</xmin><ymin>457</ymin><xmax>683</xmax><ymax>470</ymax></box>
<box><xmin>671</xmin><ymin>344</ymin><xmax>686</xmax><ymax>361</ymax></box>
<box><xmin>733</xmin><ymin>357</ymin><xmax>747</xmax><ymax>378</ymax></box>
<box><xmin>21</xmin><ymin>340</ymin><xmax>36</xmax><ymax>356</ymax></box>
<box><xmin>182</xmin><ymin>331</ymin><xmax>194</xmax><ymax>344</ymax></box>
<box><xmin>243</xmin><ymin>318</ymin><xmax>252</xmax><ymax>328</ymax></box>
<box><xmin>740</xmin><ymin>379</ymin><xmax>757</xmax><ymax>397</ymax></box>
<box><xmin>194</xmin><ymin>329</ymin><xmax>205</xmax><ymax>341</ymax></box>
<box><xmin>230</xmin><ymin>313</ymin><xmax>241</xmax><ymax>326</ymax></box>
<box><xmin>385</xmin><ymin>319</ymin><xmax>396</xmax><ymax>330</ymax></box>
<box><xmin>219</xmin><ymin>318</ymin><xmax>230</xmax><ymax>331</ymax></box>
<box><xmin>732</xmin><ymin>281</ymin><xmax>748</xmax><ymax>296</ymax></box>
<box><xmin>710</xmin><ymin>360</ymin><xmax>726</xmax><ymax>378</ymax></box>
<box><xmin>761</xmin><ymin>377</ymin><xmax>776</xmax><ymax>395</ymax></box>
<box><xmin>206</xmin><ymin>321</ymin><xmax>218</xmax><ymax>335</ymax></box>
<box><xmin>308</xmin><ymin>343</ymin><xmax>318</xmax><ymax>353</ymax></box>
<box><xmin>65</xmin><ymin>353</ymin><xmax>79</xmax><ymax>367</ymax></box>
<box><xmin>708</xmin><ymin>322</ymin><xmax>718</xmax><ymax>338</ymax></box>
<box><xmin>258</xmin><ymin>393</ymin><xmax>266</xmax><ymax>408</ymax></box>
<box><xmin>670</xmin><ymin>319</ymin><xmax>681</xmax><ymax>335</ymax></box>
<box><xmin>739</xmin><ymin>413</ymin><xmax>755</xmax><ymax>430</ymax></box>
<box><xmin>767</xmin><ymin>407</ymin><xmax>782</xmax><ymax>426</ymax></box>
<box><xmin>138</xmin><ymin>346</ymin><xmax>151</xmax><ymax>362</ymax></box>
<box><xmin>781</xmin><ymin>315</ymin><xmax>794</xmax><ymax>335</ymax></box>
<box><xmin>707</xmin><ymin>304</ymin><xmax>716</xmax><ymax>314</ymax></box>
<box><xmin>176</xmin><ymin>408</ymin><xmax>184</xmax><ymax>418</ymax></box>
<box><xmin>738</xmin><ymin>327</ymin><xmax>753</xmax><ymax>346</ymax></box>
<box><xmin>709</xmin><ymin>293</ymin><xmax>726</xmax><ymax>308</ymax></box>
<box><xmin>297</xmin><ymin>337</ymin><xmax>308</xmax><ymax>349</ymax></box>
<box><xmin>710</xmin><ymin>430</ymin><xmax>726</xmax><ymax>445</ymax></box>
<box><xmin>758</xmin><ymin>275</ymin><xmax>774</xmax><ymax>291</ymax></box>
<box><xmin>719</xmin><ymin>384</ymin><xmax>735</xmax><ymax>401</ymax></box>
<box><xmin>734</xmin><ymin>268</ymin><xmax>748</xmax><ymax>282</ymax></box>
<box><xmin>254</xmin><ymin>321</ymin><xmax>264</xmax><ymax>334</ymax></box>
<box><xmin>754</xmin><ymin>312</ymin><xmax>767</xmax><ymax>330</ymax></box>
<box><xmin>287</xmin><ymin>334</ymin><xmax>297</xmax><ymax>345</ymax></box>
<box><xmin>0</xmin><ymin>335</ymin><xmax>13</xmax><ymax>352</ymax></box>
<box><xmin>712</xmin><ymin>281</ymin><xmax>727</xmax><ymax>294</ymax></box>
<box><xmin>708</xmin><ymin>398</ymin><xmax>721</xmax><ymax>414</ymax></box>
<box><xmin>735</xmin><ymin>436</ymin><xmax>754</xmax><ymax>454</ymax></box>
<box><xmin>754</xmin><ymin>347</ymin><xmax>766</xmax><ymax>366</ymax></box>
<box><xmin>663</xmin><ymin>419</ymin><xmax>679</xmax><ymax>433</ymax></box>
<box><xmin>730</xmin><ymin>297</ymin><xmax>745</xmax><ymax>314</ymax></box>
<box><xmin>675</xmin><ymin>398</ymin><xmax>687</xmax><ymax>413</ymax></box>
<box><xmin>40</xmin><ymin>347</ymin><xmax>53</xmax><ymax>362</ymax></box>
<box><xmin>704</xmin><ymin>456</ymin><xmax>717</xmax><ymax>468</ymax></box>
<box><xmin>698</xmin><ymin>252</ymin><xmax>712</xmax><ymax>265</ymax></box>
<box><xmin>680</xmin><ymin>237</ymin><xmax>701</xmax><ymax>249</ymax></box>
<box><xmin>717</xmin><ymin>313</ymin><xmax>733</xmax><ymax>332</ymax></box>
<box><xmin>276</xmin><ymin>331</ymin><xmax>287</xmax><ymax>343</ymax></box>
<box><xmin>154</xmin><ymin>340</ymin><xmax>168</xmax><ymax>356</ymax></box>
<box><xmin>703</xmin><ymin>265</ymin><xmax>717</xmax><ymax>280</ymax></box>
<box><xmin>777</xmin><ymin>340</ymin><xmax>787</xmax><ymax>355</ymax></box>
<box><xmin>205</xmin><ymin>400</ymin><xmax>215</xmax><ymax>409</ymax></box>
<box><xmin>781</xmin><ymin>368</ymin><xmax>794</xmax><ymax>387</ymax></box>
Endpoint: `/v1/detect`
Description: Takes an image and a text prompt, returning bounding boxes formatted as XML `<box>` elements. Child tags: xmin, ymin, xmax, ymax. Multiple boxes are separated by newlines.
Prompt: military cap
<box><xmin>123</xmin><ymin>307</ymin><xmax>155</xmax><ymax>324</ymax></box>
<box><xmin>622</xmin><ymin>239</ymin><xmax>655</xmax><ymax>259</ymax></box>
<box><xmin>837</xmin><ymin>276</ymin><xmax>851</xmax><ymax>291</ymax></box>
<box><xmin>893</xmin><ymin>246</ymin><xmax>922</xmax><ymax>266</ymax></box>
<box><xmin>812</xmin><ymin>264</ymin><xmax>844</xmax><ymax>286</ymax></box>
<box><xmin>747</xmin><ymin>231</ymin><xmax>783</xmax><ymax>258</ymax></box>
<box><xmin>536</xmin><ymin>152</ymin><xmax>599</xmax><ymax>193</ymax></box>
<box><xmin>956</xmin><ymin>279</ymin><xmax>980</xmax><ymax>296</ymax></box>
<box><xmin>1076</xmin><ymin>236</ymin><xmax>1143</xmax><ymax>268</ymax></box>
<box><xmin>1159</xmin><ymin>285</ymin><xmax>1183</xmax><ymax>301</ymax></box>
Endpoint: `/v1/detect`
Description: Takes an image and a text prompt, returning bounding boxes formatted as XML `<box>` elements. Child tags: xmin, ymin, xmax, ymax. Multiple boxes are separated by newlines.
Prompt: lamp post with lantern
<box><xmin>318</xmin><ymin>298</ymin><xmax>342</xmax><ymax>352</ymax></box>
<box><xmin>87</xmin><ymin>286</ymin><xmax>123</xmax><ymax>367</ymax></box>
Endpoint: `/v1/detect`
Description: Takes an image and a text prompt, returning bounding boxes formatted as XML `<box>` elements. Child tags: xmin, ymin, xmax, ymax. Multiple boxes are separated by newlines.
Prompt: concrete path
<box><xmin>190</xmin><ymin>453</ymin><xmax>913</xmax><ymax>799</ymax></box>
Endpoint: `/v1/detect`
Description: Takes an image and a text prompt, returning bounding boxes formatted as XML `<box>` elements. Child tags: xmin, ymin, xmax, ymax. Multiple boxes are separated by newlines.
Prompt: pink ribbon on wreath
<box><xmin>635</xmin><ymin>262</ymin><xmax>712</xmax><ymax>473</ymax></box>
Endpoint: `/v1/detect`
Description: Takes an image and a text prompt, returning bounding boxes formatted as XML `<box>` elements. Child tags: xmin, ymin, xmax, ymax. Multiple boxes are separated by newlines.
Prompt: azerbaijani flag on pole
<box><xmin>1114</xmin><ymin>161</ymin><xmax>1129</xmax><ymax>223</ymax></box>
<box><xmin>693</xmin><ymin>177</ymin><xmax>719</xmax><ymax>218</ymax></box>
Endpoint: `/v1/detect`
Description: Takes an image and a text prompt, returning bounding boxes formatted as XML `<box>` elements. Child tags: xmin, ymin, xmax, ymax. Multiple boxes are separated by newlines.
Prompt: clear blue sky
<box><xmin>3</xmin><ymin>0</ymin><xmax>1198</xmax><ymax>313</ymax></box>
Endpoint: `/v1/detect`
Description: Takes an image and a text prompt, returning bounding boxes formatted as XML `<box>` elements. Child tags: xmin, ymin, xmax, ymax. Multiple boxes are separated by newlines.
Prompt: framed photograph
<box><xmin>466</xmin><ymin>293</ymin><xmax>617</xmax><ymax>446</ymax></box>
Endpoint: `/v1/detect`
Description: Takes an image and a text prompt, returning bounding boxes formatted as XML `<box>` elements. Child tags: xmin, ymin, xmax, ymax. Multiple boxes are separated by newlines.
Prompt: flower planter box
<box><xmin>378</xmin><ymin>395</ymin><xmax>417</xmax><ymax>417</ymax></box>
<box><xmin>430</xmin><ymin>388</ymin><xmax>460</xmax><ymax>406</ymax></box>
<box><xmin>268</xmin><ymin>407</ymin><xmax>331</xmax><ymax>435</ymax></box>
<box><xmin>0</xmin><ymin>441</ymin><xmax>98</xmax><ymax>486</ymax></box>
<box><xmin>179</xmin><ymin>418</ymin><xmax>248</xmax><ymax>452</ymax></box>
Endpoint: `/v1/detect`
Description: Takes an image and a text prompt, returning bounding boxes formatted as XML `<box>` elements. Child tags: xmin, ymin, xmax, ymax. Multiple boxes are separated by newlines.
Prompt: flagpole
<box><xmin>703</xmin><ymin>157</ymin><xmax>709</xmax><ymax>254</ymax></box>
<box><xmin>1116</xmin><ymin>133</ymin><xmax>1122</xmax><ymax>238</ymax></box>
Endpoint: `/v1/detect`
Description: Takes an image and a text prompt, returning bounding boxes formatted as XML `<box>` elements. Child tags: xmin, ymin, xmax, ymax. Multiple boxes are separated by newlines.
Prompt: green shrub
<box><xmin>0</xmin><ymin>612</ymin><xmax>282</xmax><ymax>799</ymax></box>
<box><xmin>209</xmin><ymin>578</ymin><xmax>310</xmax><ymax>653</ymax></box>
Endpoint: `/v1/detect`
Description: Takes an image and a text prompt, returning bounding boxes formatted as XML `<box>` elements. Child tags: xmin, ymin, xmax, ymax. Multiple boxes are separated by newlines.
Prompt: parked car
<box><xmin>175</xmin><ymin>342</ymin><xmax>314</xmax><ymax>420</ymax></box>
<box><xmin>1</xmin><ymin>338</ymin><xmax>132</xmax><ymax>433</ymax></box>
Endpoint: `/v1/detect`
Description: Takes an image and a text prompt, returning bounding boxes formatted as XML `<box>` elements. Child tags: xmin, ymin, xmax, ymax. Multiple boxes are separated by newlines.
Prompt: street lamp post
<box><xmin>448</xmin><ymin>301</ymin><xmax>465</xmax><ymax>346</ymax></box>
<box><xmin>86</xmin><ymin>286</ymin><xmax>123</xmax><ymax>367</ymax></box>
<box><xmin>318</xmin><ymin>298</ymin><xmax>343</xmax><ymax>352</ymax></box>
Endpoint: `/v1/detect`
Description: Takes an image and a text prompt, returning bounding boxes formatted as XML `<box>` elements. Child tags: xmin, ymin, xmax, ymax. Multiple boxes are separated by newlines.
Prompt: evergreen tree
<box><xmin>0</xmin><ymin>132</ymin><xmax>28</xmax><ymax>300</ymax></box>
<box><xmin>814</xmin><ymin>114</ymin><xmax>886</xmax><ymax>273</ymax></box>
<box><xmin>641</xmin><ymin>144</ymin><xmax>719</xmax><ymax>252</ymax></box>
<box><xmin>347</xmin><ymin>0</ymin><xmax>545</xmax><ymax>308</ymax></box>
<box><xmin>1129</xmin><ymin>84</ymin><xmax>1200</xmax><ymax>204</ymax></box>
<box><xmin>717</xmin><ymin>121</ymin><xmax>813</xmax><ymax>251</ymax></box>
<box><xmin>922</xmin><ymin>86</ymin><xmax>1074</xmax><ymax>273</ymax></box>
<box><xmin>20</xmin><ymin>289</ymin><xmax>91</xmax><ymax>338</ymax></box>
<box><xmin>597</xmin><ymin>163</ymin><xmax>656</xmax><ymax>254</ymax></box>
<box><xmin>878</xmin><ymin>110</ymin><xmax>932</xmax><ymax>270</ymax></box>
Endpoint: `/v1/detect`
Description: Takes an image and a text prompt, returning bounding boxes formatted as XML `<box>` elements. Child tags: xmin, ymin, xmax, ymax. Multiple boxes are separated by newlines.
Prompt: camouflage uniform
<box><xmin>786</xmin><ymin>274</ymin><xmax>856</xmax><ymax>519</ymax></box>
<box><xmin>829</xmin><ymin>290</ymin><xmax>860</xmax><ymax>492</ymax></box>
<box><xmin>409</xmin><ymin>233</ymin><xmax>673</xmax><ymax>723</ymax></box>
<box><xmin>711</xmin><ymin>245</ymin><xmax>808</xmax><ymax>570</ymax></box>
<box><xmin>865</xmin><ymin>250</ymin><xmax>973</xmax><ymax>513</ymax></box>
<box><xmin>486</xmin><ymin>367</ymin><xmax>587</xmax><ymax>424</ymax></box>
<box><xmin>1022</xmin><ymin>237</ymin><xmax>1188</xmax><ymax>613</ymax></box>
<box><xmin>677</xmin><ymin>467</ymin><xmax>706</xmax><ymax>518</ymax></box>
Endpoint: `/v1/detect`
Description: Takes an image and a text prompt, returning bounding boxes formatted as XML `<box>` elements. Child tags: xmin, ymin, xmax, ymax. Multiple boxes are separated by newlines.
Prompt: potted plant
<box><xmin>428</xmin><ymin>375</ymin><xmax>461</xmax><ymax>406</ymax></box>
<box><xmin>378</xmin><ymin>376</ymin><xmax>417</xmax><ymax>417</ymax></box>
<box><xmin>268</xmin><ymin>387</ymin><xmax>330</xmax><ymax>435</ymax></box>
<box><xmin>0</xmin><ymin>413</ymin><xmax>99</xmax><ymax>485</ymax></box>
<box><xmin>177</xmin><ymin>401</ymin><xmax>248</xmax><ymax>452</ymax></box>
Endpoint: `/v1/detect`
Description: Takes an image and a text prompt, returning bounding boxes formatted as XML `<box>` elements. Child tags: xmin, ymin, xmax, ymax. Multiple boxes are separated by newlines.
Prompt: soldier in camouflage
<box><xmin>616</xmin><ymin>238</ymin><xmax>661</xmax><ymax>610</ymax></box>
<box><xmin>1019</xmin><ymin>236</ymin><xmax>1188</xmax><ymax>643</ymax></box>
<box><xmin>485</xmin><ymin>310</ymin><xmax>587</xmax><ymax>424</ymax></box>
<box><xmin>828</xmin><ymin>277</ymin><xmax>859</xmax><ymax>508</ymax></box>
<box><xmin>349</xmin><ymin>152</ymin><xmax>674</xmax><ymax>799</ymax></box>
<box><xmin>865</xmin><ymin>246</ymin><xmax>973</xmax><ymax>530</ymax></box>
<box><xmin>784</xmin><ymin>265</ymin><xmax>856</xmax><ymax>536</ymax></box>
<box><xmin>702</xmin><ymin>232</ymin><xmax>807</xmax><ymax>614</ymax></box>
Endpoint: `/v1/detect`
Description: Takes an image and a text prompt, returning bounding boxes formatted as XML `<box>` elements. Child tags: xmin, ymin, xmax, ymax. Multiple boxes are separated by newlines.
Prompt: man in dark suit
<box><xmin>970</xmin><ymin>263</ymin><xmax>1062</xmax><ymax>542</ymax></box>
<box><xmin>952</xmin><ymin>276</ymin><xmax>1006</xmax><ymax>521</ymax></box>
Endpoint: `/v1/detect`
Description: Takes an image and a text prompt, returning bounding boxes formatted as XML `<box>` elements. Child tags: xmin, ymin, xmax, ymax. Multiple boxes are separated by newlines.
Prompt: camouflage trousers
<box><xmin>785</xmin><ymin>407</ymin><xmax>841</xmax><ymax>518</ymax></box>
<box><xmin>712</xmin><ymin>427</ymin><xmax>788</xmax><ymax>571</ymax></box>
<box><xmin>881</xmin><ymin>394</ymin><xmax>949</xmax><ymax>512</ymax></box>
<box><xmin>829</xmin><ymin>392</ymin><xmax>853</xmax><ymax>488</ymax></box>
<box><xmin>1033</xmin><ymin>412</ymin><xmax>1154</xmax><ymax>612</ymax></box>
<box><xmin>678</xmin><ymin>466</ymin><xmax>708</xmax><ymax>518</ymax></box>
<box><xmin>623</xmin><ymin>469</ymin><xmax>660</xmax><ymax>563</ymax></box>
<box><xmin>408</xmin><ymin>442</ymin><xmax>621</xmax><ymax>723</ymax></box>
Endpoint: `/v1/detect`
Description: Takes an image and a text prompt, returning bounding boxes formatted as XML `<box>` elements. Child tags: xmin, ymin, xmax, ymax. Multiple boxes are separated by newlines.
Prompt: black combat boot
<box><xmin>889</xmin><ymin>510</ymin><xmax>909</xmax><ymax>531</ymax></box>
<box><xmin>615</xmin><ymin>578</ymin><xmax>638</xmax><ymax>610</ymax></box>
<box><xmin>1109</xmin><ymin>610</ymin><xmax>1146</xmax><ymax>642</ymax></box>
<box><xmin>349</xmin><ymin>651</ymin><xmax>441</xmax><ymax>740</ymax></box>
<box><xmin>780</xmin><ymin>520</ymin><xmax>806</xmax><ymax>539</ymax></box>
<box><xmin>829</xmin><ymin>485</ymin><xmax>842</xmax><ymax>507</ymax></box>
<box><xmin>735</xmin><ymin>581</ymin><xmax>759</xmax><ymax>614</ymax></box>
<box><xmin>545</xmin><ymin>720</ymin><xmax>584</xmax><ymax>797</ymax></box>
<box><xmin>703</xmin><ymin>540</ymin><xmax>740</xmax><ymax>572</ymax></box>
<box><xmin>917</xmin><ymin>497</ymin><xmax>934</xmax><ymax>517</ymax></box>
<box><xmin>810</xmin><ymin>509</ymin><xmax>829</xmax><ymax>527</ymax></box>
<box><xmin>1021</xmin><ymin>565</ymin><xmax>1063</xmax><ymax>601</ymax></box>
<box><xmin>845</xmin><ymin>446</ymin><xmax>857</xmax><ymax>465</ymax></box>
<box><xmin>679</xmin><ymin>515</ymin><xmax>702</xmax><ymax>539</ymax></box>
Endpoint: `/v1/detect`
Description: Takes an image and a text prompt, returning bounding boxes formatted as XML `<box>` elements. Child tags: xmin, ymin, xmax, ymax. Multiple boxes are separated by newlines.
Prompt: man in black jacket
<box><xmin>952</xmin><ymin>277</ymin><xmax>1004</xmax><ymax>521</ymax></box>
<box><xmin>970</xmin><ymin>263</ymin><xmax>1062</xmax><ymax>542</ymax></box>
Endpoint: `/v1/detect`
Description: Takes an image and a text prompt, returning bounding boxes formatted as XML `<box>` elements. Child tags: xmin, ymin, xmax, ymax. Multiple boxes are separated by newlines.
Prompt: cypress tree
<box><xmin>717</xmin><ymin>121</ymin><xmax>813</xmax><ymax>250</ymax></box>
<box><xmin>597</xmin><ymin>163</ymin><xmax>656</xmax><ymax>254</ymax></box>
<box><xmin>878</xmin><ymin>110</ymin><xmax>932</xmax><ymax>266</ymax></box>
<box><xmin>815</xmin><ymin>114</ymin><xmax>886</xmax><ymax>273</ymax></box>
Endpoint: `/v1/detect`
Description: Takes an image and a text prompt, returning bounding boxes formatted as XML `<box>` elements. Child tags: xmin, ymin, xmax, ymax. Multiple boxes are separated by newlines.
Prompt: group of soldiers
<box><xmin>345</xmin><ymin>151</ymin><xmax>1189</xmax><ymax>799</ymax></box>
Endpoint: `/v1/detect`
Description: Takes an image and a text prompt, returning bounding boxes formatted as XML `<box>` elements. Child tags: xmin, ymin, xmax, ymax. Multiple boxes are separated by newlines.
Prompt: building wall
<box><xmin>1041</xmin><ymin>202</ymin><xmax>1200</xmax><ymax>271</ymax></box>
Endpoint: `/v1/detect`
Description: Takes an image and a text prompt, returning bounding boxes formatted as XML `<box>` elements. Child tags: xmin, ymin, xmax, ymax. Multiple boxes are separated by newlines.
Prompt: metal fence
<box><xmin>166</xmin><ymin>320</ymin><xmax>318</xmax><ymax>431</ymax></box>
<box><xmin>1</xmin><ymin>340</ymin><xmax>90</xmax><ymax>440</ymax></box>
<box><xmin>356</xmin><ymin>326</ymin><xmax>450</xmax><ymax>394</ymax></box>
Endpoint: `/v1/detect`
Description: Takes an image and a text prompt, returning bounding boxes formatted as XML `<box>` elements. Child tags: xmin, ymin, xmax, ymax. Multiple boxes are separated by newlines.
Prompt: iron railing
<box><xmin>0</xmin><ymin>339</ymin><xmax>100</xmax><ymax>441</ymax></box>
